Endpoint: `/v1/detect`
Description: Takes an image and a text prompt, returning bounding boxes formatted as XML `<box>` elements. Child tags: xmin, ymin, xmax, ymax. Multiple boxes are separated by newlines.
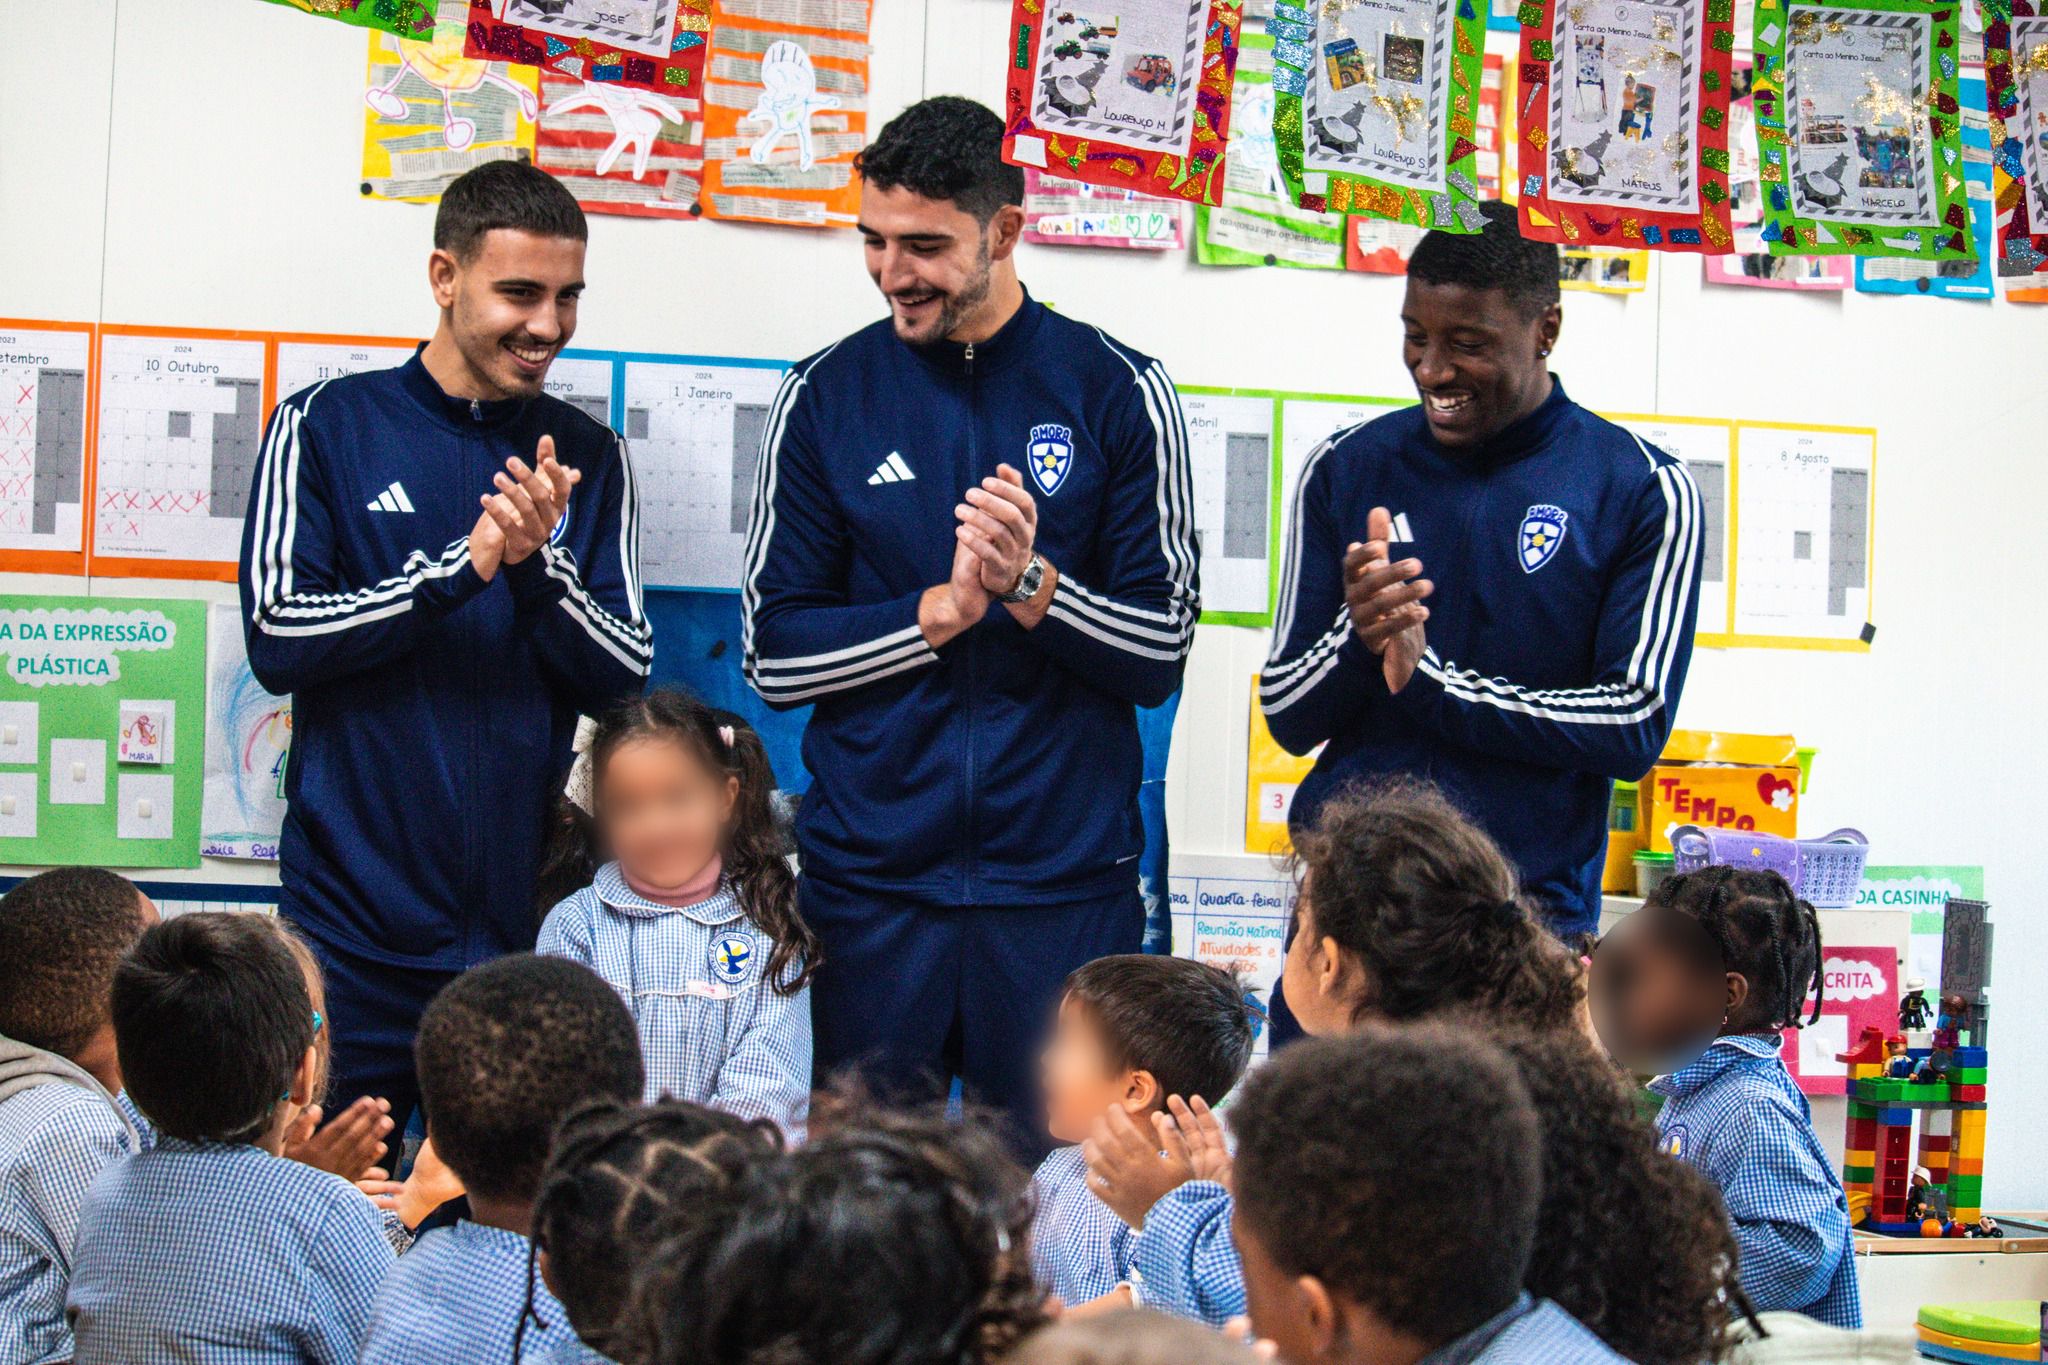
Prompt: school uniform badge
<box><xmin>1026</xmin><ymin>423</ymin><xmax>1074</xmax><ymax>496</ymax></box>
<box><xmin>1660</xmin><ymin>1124</ymin><xmax>1688</xmax><ymax>1159</ymax></box>
<box><xmin>709</xmin><ymin>932</ymin><xmax>757</xmax><ymax>986</ymax></box>
<box><xmin>1519</xmin><ymin>504</ymin><xmax>1569</xmax><ymax>573</ymax></box>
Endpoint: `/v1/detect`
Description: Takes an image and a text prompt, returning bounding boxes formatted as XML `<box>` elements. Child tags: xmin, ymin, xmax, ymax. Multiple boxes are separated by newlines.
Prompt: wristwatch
<box><xmin>1000</xmin><ymin>553</ymin><xmax>1046</xmax><ymax>603</ymax></box>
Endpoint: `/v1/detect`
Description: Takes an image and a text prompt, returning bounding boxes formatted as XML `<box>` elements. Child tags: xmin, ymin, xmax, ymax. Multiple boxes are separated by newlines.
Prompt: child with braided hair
<box><xmin>526</xmin><ymin>1097</ymin><xmax>783</xmax><ymax>1362</ymax></box>
<box><xmin>1633</xmin><ymin>867</ymin><xmax>1861</xmax><ymax>1329</ymax></box>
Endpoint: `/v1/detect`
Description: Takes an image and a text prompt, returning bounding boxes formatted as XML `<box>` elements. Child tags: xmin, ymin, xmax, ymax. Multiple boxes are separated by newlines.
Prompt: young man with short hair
<box><xmin>1259</xmin><ymin>200</ymin><xmax>1704</xmax><ymax>1038</ymax></box>
<box><xmin>238</xmin><ymin>160</ymin><xmax>652</xmax><ymax>1166</ymax></box>
<box><xmin>741</xmin><ymin>96</ymin><xmax>1199</xmax><ymax>1155</ymax></box>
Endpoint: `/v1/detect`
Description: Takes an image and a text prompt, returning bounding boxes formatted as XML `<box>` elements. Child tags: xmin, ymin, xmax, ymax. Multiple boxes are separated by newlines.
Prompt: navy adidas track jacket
<box><xmin>742</xmin><ymin>295</ymin><xmax>1199</xmax><ymax>905</ymax></box>
<box><xmin>239</xmin><ymin>351</ymin><xmax>652</xmax><ymax>972</ymax></box>
<box><xmin>1261</xmin><ymin>381</ymin><xmax>1703</xmax><ymax>935</ymax></box>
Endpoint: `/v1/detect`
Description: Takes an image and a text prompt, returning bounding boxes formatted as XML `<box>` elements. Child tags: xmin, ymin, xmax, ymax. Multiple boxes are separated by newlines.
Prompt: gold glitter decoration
<box><xmin>1652</xmin><ymin>13</ymin><xmax>1676</xmax><ymax>40</ymax></box>
<box><xmin>1622</xmin><ymin>216</ymin><xmax>1642</xmax><ymax>239</ymax></box>
<box><xmin>676</xmin><ymin>11</ymin><xmax>710</xmax><ymax>26</ymax></box>
<box><xmin>1789</xmin><ymin>9</ymin><xmax>1847</xmax><ymax>46</ymax></box>
<box><xmin>1992</xmin><ymin>114</ymin><xmax>2009</xmax><ymax>143</ymax></box>
<box><xmin>1702</xmin><ymin>214</ymin><xmax>1731</xmax><ymax>246</ymax></box>
<box><xmin>1853</xmin><ymin>72</ymin><xmax>1917</xmax><ymax>128</ymax></box>
<box><xmin>1407</xmin><ymin>187</ymin><xmax>1431</xmax><ymax>220</ymax></box>
<box><xmin>1560</xmin><ymin>146</ymin><xmax>1583</xmax><ymax>177</ymax></box>
<box><xmin>1561</xmin><ymin>217</ymin><xmax>1581</xmax><ymax>239</ymax></box>
<box><xmin>1943</xmin><ymin>172</ymin><xmax>1961</xmax><ymax>195</ymax></box>
<box><xmin>1455</xmin><ymin>91</ymin><xmax>1472</xmax><ymax>115</ymax></box>
<box><xmin>1452</xmin><ymin>114</ymin><xmax>1475</xmax><ymax>137</ymax></box>
<box><xmin>1569</xmin><ymin>3</ymin><xmax>1588</xmax><ymax>23</ymax></box>
<box><xmin>1527</xmin><ymin>124</ymin><xmax>1549</xmax><ymax>149</ymax></box>
<box><xmin>1331</xmin><ymin>180</ymin><xmax>1357</xmax><ymax>211</ymax></box>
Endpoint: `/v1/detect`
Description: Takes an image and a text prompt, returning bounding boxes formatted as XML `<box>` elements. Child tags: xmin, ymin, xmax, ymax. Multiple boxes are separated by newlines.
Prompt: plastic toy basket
<box><xmin>1669</xmin><ymin>826</ymin><xmax>1870</xmax><ymax>907</ymax></box>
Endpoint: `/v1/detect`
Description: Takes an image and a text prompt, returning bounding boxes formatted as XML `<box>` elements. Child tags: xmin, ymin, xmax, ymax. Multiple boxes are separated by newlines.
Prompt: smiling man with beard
<box><xmin>1259</xmin><ymin>202</ymin><xmax>1705</xmax><ymax>1041</ymax></box>
<box><xmin>742</xmin><ymin>96</ymin><xmax>1198</xmax><ymax>1157</ymax></box>
<box><xmin>237</xmin><ymin>161</ymin><xmax>652</xmax><ymax>1169</ymax></box>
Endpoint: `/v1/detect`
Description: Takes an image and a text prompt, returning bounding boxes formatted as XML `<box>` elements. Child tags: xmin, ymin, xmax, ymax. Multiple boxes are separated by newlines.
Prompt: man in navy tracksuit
<box><xmin>238</xmin><ymin>163</ymin><xmax>651</xmax><ymax>1161</ymax></box>
<box><xmin>1261</xmin><ymin>203</ymin><xmax>1704</xmax><ymax>1039</ymax></box>
<box><xmin>742</xmin><ymin>98</ymin><xmax>1198</xmax><ymax>1152</ymax></box>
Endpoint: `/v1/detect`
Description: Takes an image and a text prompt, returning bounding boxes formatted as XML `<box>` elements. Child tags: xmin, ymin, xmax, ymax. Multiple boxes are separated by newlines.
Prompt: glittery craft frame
<box><xmin>1752</xmin><ymin>0</ymin><xmax>1973</xmax><ymax>258</ymax></box>
<box><xmin>463</xmin><ymin>0</ymin><xmax>712</xmax><ymax>94</ymax></box>
<box><xmin>1981</xmin><ymin>0</ymin><xmax>2048</xmax><ymax>272</ymax></box>
<box><xmin>257</xmin><ymin>0</ymin><xmax>437</xmax><ymax>39</ymax></box>
<box><xmin>1002</xmin><ymin>0</ymin><xmax>1244</xmax><ymax>206</ymax></box>
<box><xmin>1515</xmin><ymin>0</ymin><xmax>1735</xmax><ymax>252</ymax></box>
<box><xmin>1267</xmin><ymin>0</ymin><xmax>1487</xmax><ymax>229</ymax></box>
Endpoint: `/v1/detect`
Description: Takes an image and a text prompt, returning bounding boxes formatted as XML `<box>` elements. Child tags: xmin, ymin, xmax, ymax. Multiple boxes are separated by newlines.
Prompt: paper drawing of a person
<box><xmin>747</xmin><ymin>41</ymin><xmax>841</xmax><ymax>172</ymax></box>
<box><xmin>366</xmin><ymin>26</ymin><xmax>539</xmax><ymax>152</ymax></box>
<box><xmin>547</xmin><ymin>81</ymin><xmax>690</xmax><ymax>179</ymax></box>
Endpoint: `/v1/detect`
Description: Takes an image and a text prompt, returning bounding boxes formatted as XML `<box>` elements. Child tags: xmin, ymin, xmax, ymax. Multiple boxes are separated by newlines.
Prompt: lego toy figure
<box><xmin>1884</xmin><ymin>1036</ymin><xmax>1915</xmax><ymax>1079</ymax></box>
<box><xmin>1898</xmin><ymin>978</ymin><xmax>1931</xmax><ymax>1032</ymax></box>
<box><xmin>1968</xmin><ymin>1214</ymin><xmax>2003</xmax><ymax>1239</ymax></box>
<box><xmin>1911</xmin><ymin>1046</ymin><xmax>1954</xmax><ymax>1086</ymax></box>
<box><xmin>1933</xmin><ymin>993</ymin><xmax>1969</xmax><ymax>1051</ymax></box>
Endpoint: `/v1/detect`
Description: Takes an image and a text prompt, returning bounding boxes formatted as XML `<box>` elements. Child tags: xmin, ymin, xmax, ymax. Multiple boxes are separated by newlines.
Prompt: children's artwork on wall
<box><xmin>1516</xmin><ymin>0</ymin><xmax>1736</xmax><ymax>252</ymax></box>
<box><xmin>88</xmin><ymin>327</ymin><xmax>270</xmax><ymax>583</ymax></box>
<box><xmin>0</xmin><ymin>597</ymin><xmax>207</xmax><ymax>868</ymax></box>
<box><xmin>201</xmin><ymin>603</ymin><xmax>290</xmax><ymax>863</ymax></box>
<box><xmin>1705</xmin><ymin>242</ymin><xmax>1856</xmax><ymax>281</ymax></box>
<box><xmin>1753</xmin><ymin>0</ymin><xmax>1973</xmax><ymax>259</ymax></box>
<box><xmin>697</xmin><ymin>0</ymin><xmax>871</xmax><ymax>227</ymax></box>
<box><xmin>1980</xmin><ymin>0</ymin><xmax>2048</xmax><ymax>273</ymax></box>
<box><xmin>0</xmin><ymin>320</ymin><xmax>93</xmax><ymax>576</ymax></box>
<box><xmin>462</xmin><ymin>0</ymin><xmax>713</xmax><ymax>95</ymax></box>
<box><xmin>362</xmin><ymin>0</ymin><xmax>539</xmax><ymax>203</ymax></box>
<box><xmin>1022</xmin><ymin>168</ymin><xmax>1188</xmax><ymax>247</ymax></box>
<box><xmin>1197</xmin><ymin>33</ymin><xmax>1349</xmax><ymax>268</ymax></box>
<box><xmin>1268</xmin><ymin>0</ymin><xmax>1486</xmax><ymax>227</ymax></box>
<box><xmin>1705</xmin><ymin>56</ymin><xmax>1856</xmax><ymax>281</ymax></box>
<box><xmin>535</xmin><ymin>68</ymin><xmax>705</xmax><ymax>218</ymax></box>
<box><xmin>1346</xmin><ymin>216</ymin><xmax>1431</xmax><ymax>270</ymax></box>
<box><xmin>1002</xmin><ymin>0</ymin><xmax>1242</xmax><ymax>206</ymax></box>
<box><xmin>1559</xmin><ymin>242</ymin><xmax>1652</xmax><ymax>288</ymax></box>
<box><xmin>257</xmin><ymin>0</ymin><xmax>436</xmax><ymax>38</ymax></box>
<box><xmin>1856</xmin><ymin>69</ymin><xmax>1996</xmax><ymax>292</ymax></box>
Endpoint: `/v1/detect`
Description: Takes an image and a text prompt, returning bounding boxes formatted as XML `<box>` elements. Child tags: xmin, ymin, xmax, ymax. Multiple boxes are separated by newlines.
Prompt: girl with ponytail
<box><xmin>536</xmin><ymin>689</ymin><xmax>819</xmax><ymax>1138</ymax></box>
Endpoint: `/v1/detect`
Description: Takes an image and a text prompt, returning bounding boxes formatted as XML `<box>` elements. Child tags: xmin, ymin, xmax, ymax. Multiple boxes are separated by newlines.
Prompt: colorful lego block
<box><xmin>1954</xmin><ymin>1084</ymin><xmax>1987</xmax><ymax>1102</ymax></box>
<box><xmin>1955</xmin><ymin>1067</ymin><xmax>1988</xmax><ymax>1084</ymax></box>
<box><xmin>1953</xmin><ymin>1047</ymin><xmax>1987</xmax><ymax>1067</ymax></box>
<box><xmin>1844</xmin><ymin>1163</ymin><xmax>1876</xmax><ymax>1183</ymax></box>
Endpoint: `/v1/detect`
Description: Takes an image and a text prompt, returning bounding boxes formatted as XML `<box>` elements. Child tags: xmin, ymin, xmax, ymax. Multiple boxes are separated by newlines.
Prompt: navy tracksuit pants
<box><xmin>801</xmin><ymin>876</ymin><xmax>1144</xmax><ymax>1163</ymax></box>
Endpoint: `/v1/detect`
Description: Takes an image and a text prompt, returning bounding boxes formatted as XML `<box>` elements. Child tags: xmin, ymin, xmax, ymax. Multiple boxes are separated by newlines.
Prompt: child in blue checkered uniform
<box><xmin>1091</xmin><ymin>784</ymin><xmax>1587</xmax><ymax>1328</ymax></box>
<box><xmin>359</xmin><ymin>954</ymin><xmax>646</xmax><ymax>1363</ymax></box>
<box><xmin>1230</xmin><ymin>1023</ymin><xmax>1626</xmax><ymax>1364</ymax></box>
<box><xmin>530</xmin><ymin>1096</ymin><xmax>783</xmax><ymax>1359</ymax></box>
<box><xmin>0</xmin><ymin>870</ymin><xmax>158</xmax><ymax>1365</ymax></box>
<box><xmin>537</xmin><ymin>691</ymin><xmax>817</xmax><ymax>1138</ymax></box>
<box><xmin>1623</xmin><ymin>867</ymin><xmax>1863</xmax><ymax>1329</ymax></box>
<box><xmin>67</xmin><ymin>912</ymin><xmax>396</xmax><ymax>1364</ymax></box>
<box><xmin>1027</xmin><ymin>955</ymin><xmax>1258</xmax><ymax>1313</ymax></box>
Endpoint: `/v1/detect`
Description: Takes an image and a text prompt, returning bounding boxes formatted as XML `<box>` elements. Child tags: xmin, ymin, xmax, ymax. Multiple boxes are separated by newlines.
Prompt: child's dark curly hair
<box><xmin>1482</xmin><ymin>1021</ymin><xmax>1754</xmax><ymax>1364</ymax></box>
<box><xmin>630</xmin><ymin>1101</ymin><xmax>1048</xmax><ymax>1365</ymax></box>
<box><xmin>1290</xmin><ymin>780</ymin><xmax>1583</xmax><ymax>1034</ymax></box>
<box><xmin>536</xmin><ymin>688</ymin><xmax>817</xmax><ymax>995</ymax></box>
<box><xmin>1649</xmin><ymin>866</ymin><xmax>1823</xmax><ymax>1031</ymax></box>
<box><xmin>523</xmin><ymin>1097</ymin><xmax>783</xmax><ymax>1363</ymax></box>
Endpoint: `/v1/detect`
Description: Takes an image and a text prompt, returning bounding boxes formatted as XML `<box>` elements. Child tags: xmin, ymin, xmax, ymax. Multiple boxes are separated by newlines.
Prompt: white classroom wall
<box><xmin>4</xmin><ymin>0</ymin><xmax>2047</xmax><ymax>1204</ymax></box>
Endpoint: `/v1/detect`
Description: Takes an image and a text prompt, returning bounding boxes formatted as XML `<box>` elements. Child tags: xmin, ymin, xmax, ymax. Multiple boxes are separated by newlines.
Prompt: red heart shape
<box><xmin>1756</xmin><ymin>773</ymin><xmax>1796</xmax><ymax>810</ymax></box>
